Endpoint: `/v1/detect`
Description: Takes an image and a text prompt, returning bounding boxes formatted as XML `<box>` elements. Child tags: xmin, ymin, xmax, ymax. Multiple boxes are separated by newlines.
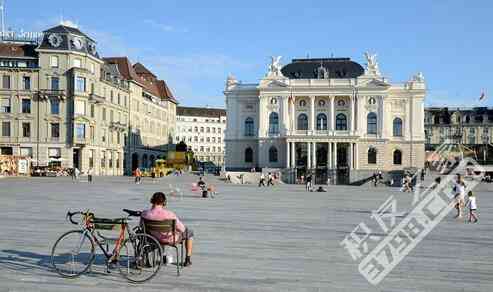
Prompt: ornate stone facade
<box><xmin>224</xmin><ymin>54</ymin><xmax>426</xmax><ymax>183</ymax></box>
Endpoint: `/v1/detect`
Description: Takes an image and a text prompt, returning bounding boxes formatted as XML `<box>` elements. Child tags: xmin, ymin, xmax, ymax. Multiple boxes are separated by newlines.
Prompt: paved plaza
<box><xmin>0</xmin><ymin>174</ymin><xmax>492</xmax><ymax>292</ymax></box>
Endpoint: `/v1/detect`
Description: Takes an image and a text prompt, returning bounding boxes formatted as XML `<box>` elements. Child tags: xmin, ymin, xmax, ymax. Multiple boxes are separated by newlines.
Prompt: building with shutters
<box><xmin>0</xmin><ymin>22</ymin><xmax>176</xmax><ymax>175</ymax></box>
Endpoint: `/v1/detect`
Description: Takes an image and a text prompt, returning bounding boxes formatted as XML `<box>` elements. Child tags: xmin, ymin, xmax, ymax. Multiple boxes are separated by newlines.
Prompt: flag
<box><xmin>479</xmin><ymin>90</ymin><xmax>486</xmax><ymax>101</ymax></box>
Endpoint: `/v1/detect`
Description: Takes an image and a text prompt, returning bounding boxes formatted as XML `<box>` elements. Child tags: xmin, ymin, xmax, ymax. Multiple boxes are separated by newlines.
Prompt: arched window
<box><xmin>368</xmin><ymin>147</ymin><xmax>377</xmax><ymax>164</ymax></box>
<box><xmin>393</xmin><ymin>149</ymin><xmax>402</xmax><ymax>165</ymax></box>
<box><xmin>297</xmin><ymin>113</ymin><xmax>308</xmax><ymax>130</ymax></box>
<box><xmin>269</xmin><ymin>112</ymin><xmax>279</xmax><ymax>134</ymax></box>
<box><xmin>316</xmin><ymin>113</ymin><xmax>327</xmax><ymax>130</ymax></box>
<box><xmin>244</xmin><ymin>117</ymin><xmax>254</xmax><ymax>136</ymax></box>
<box><xmin>335</xmin><ymin>113</ymin><xmax>347</xmax><ymax>130</ymax></box>
<box><xmin>245</xmin><ymin>147</ymin><xmax>253</xmax><ymax>163</ymax></box>
<box><xmin>367</xmin><ymin>112</ymin><xmax>377</xmax><ymax>134</ymax></box>
<box><xmin>393</xmin><ymin>118</ymin><xmax>403</xmax><ymax>137</ymax></box>
<box><xmin>269</xmin><ymin>146</ymin><xmax>278</xmax><ymax>162</ymax></box>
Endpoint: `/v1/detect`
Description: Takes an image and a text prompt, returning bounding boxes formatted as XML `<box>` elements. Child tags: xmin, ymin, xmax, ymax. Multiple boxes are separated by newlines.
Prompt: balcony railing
<box><xmin>38</xmin><ymin>89</ymin><xmax>66</xmax><ymax>100</ymax></box>
<box><xmin>89</xmin><ymin>93</ymin><xmax>105</xmax><ymax>103</ymax></box>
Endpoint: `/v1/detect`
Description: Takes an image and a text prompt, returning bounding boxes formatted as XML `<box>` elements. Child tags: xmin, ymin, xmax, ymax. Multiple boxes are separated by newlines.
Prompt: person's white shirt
<box><xmin>455</xmin><ymin>182</ymin><xmax>465</xmax><ymax>199</ymax></box>
<box><xmin>260</xmin><ymin>173</ymin><xmax>265</xmax><ymax>180</ymax></box>
<box><xmin>468</xmin><ymin>196</ymin><xmax>477</xmax><ymax>209</ymax></box>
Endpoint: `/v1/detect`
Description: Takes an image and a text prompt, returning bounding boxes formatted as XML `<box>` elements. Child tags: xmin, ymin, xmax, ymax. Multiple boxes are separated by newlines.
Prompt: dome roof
<box><xmin>281</xmin><ymin>58</ymin><xmax>364</xmax><ymax>79</ymax></box>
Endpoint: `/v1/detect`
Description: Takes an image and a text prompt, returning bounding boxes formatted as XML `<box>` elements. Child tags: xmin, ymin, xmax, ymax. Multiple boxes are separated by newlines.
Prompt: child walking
<box><xmin>466</xmin><ymin>191</ymin><xmax>478</xmax><ymax>223</ymax></box>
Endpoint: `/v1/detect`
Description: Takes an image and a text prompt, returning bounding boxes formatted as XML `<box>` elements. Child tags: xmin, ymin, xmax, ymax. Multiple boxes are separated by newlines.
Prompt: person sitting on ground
<box><xmin>316</xmin><ymin>186</ymin><xmax>326</xmax><ymax>192</ymax></box>
<box><xmin>141</xmin><ymin>192</ymin><xmax>194</xmax><ymax>266</ymax></box>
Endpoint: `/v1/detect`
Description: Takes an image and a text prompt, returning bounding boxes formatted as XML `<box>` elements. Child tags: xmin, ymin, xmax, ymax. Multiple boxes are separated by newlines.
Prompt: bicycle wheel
<box><xmin>118</xmin><ymin>233</ymin><xmax>162</xmax><ymax>283</ymax></box>
<box><xmin>51</xmin><ymin>230</ymin><xmax>95</xmax><ymax>277</ymax></box>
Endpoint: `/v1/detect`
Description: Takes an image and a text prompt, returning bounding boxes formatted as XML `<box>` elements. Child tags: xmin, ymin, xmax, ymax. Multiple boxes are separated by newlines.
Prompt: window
<box><xmin>110</xmin><ymin>110</ymin><xmax>114</xmax><ymax>122</ymax></box>
<box><xmin>75</xmin><ymin>76</ymin><xmax>86</xmax><ymax>92</ymax></box>
<box><xmin>22</xmin><ymin>122</ymin><xmax>30</xmax><ymax>137</ymax></box>
<box><xmin>74</xmin><ymin>100</ymin><xmax>85</xmax><ymax>115</ymax></box>
<box><xmin>20</xmin><ymin>147</ymin><xmax>32</xmax><ymax>157</ymax></box>
<box><xmin>336</xmin><ymin>113</ymin><xmax>347</xmax><ymax>130</ymax></box>
<box><xmin>89</xmin><ymin>63</ymin><xmax>95</xmax><ymax>74</ymax></box>
<box><xmin>110</xmin><ymin>91</ymin><xmax>114</xmax><ymax>102</ymax></box>
<box><xmin>200</xmin><ymin>127</ymin><xmax>204</xmax><ymax>132</ymax></box>
<box><xmin>89</xmin><ymin>149</ymin><xmax>94</xmax><ymax>168</ymax></box>
<box><xmin>368</xmin><ymin>147</ymin><xmax>377</xmax><ymax>164</ymax></box>
<box><xmin>90</xmin><ymin>104</ymin><xmax>95</xmax><ymax>117</ymax></box>
<box><xmin>90</xmin><ymin>125</ymin><xmax>95</xmax><ymax>142</ymax></box>
<box><xmin>23</xmin><ymin>76</ymin><xmax>31</xmax><ymax>90</ymax></box>
<box><xmin>206</xmin><ymin>137</ymin><xmax>210</xmax><ymax>142</ymax></box>
<box><xmin>367</xmin><ymin>112</ymin><xmax>377</xmax><ymax>134</ymax></box>
<box><xmin>50</xmin><ymin>99</ymin><xmax>60</xmax><ymax>114</ymax></box>
<box><xmin>51</xmin><ymin>123</ymin><xmax>60</xmax><ymax>138</ymax></box>
<box><xmin>393</xmin><ymin>118</ymin><xmax>403</xmax><ymax>137</ymax></box>
<box><xmin>368</xmin><ymin>97</ymin><xmax>376</xmax><ymax>105</ymax></box>
<box><xmin>245</xmin><ymin>147</ymin><xmax>253</xmax><ymax>163</ymax></box>
<box><xmin>316</xmin><ymin>113</ymin><xmax>327</xmax><ymax>130</ymax></box>
<box><xmin>269</xmin><ymin>112</ymin><xmax>279</xmax><ymax>134</ymax></box>
<box><xmin>299</xmin><ymin>100</ymin><xmax>307</xmax><ymax>107</ymax></box>
<box><xmin>1</xmin><ymin>121</ymin><xmax>10</xmax><ymax>136</ymax></box>
<box><xmin>51</xmin><ymin>77</ymin><xmax>59</xmax><ymax>90</ymax></box>
<box><xmin>393</xmin><ymin>149</ymin><xmax>402</xmax><ymax>165</ymax></box>
<box><xmin>270</xmin><ymin>97</ymin><xmax>277</xmax><ymax>104</ymax></box>
<box><xmin>245</xmin><ymin>117</ymin><xmax>254</xmax><ymax>136</ymax></box>
<box><xmin>1</xmin><ymin>98</ymin><xmax>11</xmax><ymax>113</ymax></box>
<box><xmin>50</xmin><ymin>56</ymin><xmax>59</xmax><ymax>67</ymax></box>
<box><xmin>194</xmin><ymin>126</ymin><xmax>198</xmax><ymax>132</ymax></box>
<box><xmin>21</xmin><ymin>99</ymin><xmax>31</xmax><ymax>113</ymax></box>
<box><xmin>206</xmin><ymin>127</ymin><xmax>210</xmax><ymax>133</ymax></box>
<box><xmin>73</xmin><ymin>58</ymin><xmax>82</xmax><ymax>68</ymax></box>
<box><xmin>101</xmin><ymin>151</ymin><xmax>106</xmax><ymax>168</ymax></box>
<box><xmin>117</xmin><ymin>93</ymin><xmax>121</xmax><ymax>105</ymax></box>
<box><xmin>102</xmin><ymin>108</ymin><xmax>106</xmax><ymax>120</ymax></box>
<box><xmin>75</xmin><ymin>123</ymin><xmax>85</xmax><ymax>139</ymax></box>
<box><xmin>297</xmin><ymin>113</ymin><xmax>308</xmax><ymax>130</ymax></box>
<box><xmin>2</xmin><ymin>75</ymin><xmax>10</xmax><ymax>89</ymax></box>
<box><xmin>269</xmin><ymin>146</ymin><xmax>278</xmax><ymax>162</ymax></box>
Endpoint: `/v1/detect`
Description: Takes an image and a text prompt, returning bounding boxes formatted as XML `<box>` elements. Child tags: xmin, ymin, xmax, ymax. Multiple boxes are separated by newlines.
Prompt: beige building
<box><xmin>175</xmin><ymin>106</ymin><xmax>226</xmax><ymax>166</ymax></box>
<box><xmin>225</xmin><ymin>54</ymin><xmax>426</xmax><ymax>184</ymax></box>
<box><xmin>425</xmin><ymin>107</ymin><xmax>493</xmax><ymax>161</ymax></box>
<box><xmin>0</xmin><ymin>23</ymin><xmax>176</xmax><ymax>175</ymax></box>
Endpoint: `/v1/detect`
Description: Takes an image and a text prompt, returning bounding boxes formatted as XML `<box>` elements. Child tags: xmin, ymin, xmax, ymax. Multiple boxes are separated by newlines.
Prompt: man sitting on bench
<box><xmin>141</xmin><ymin>192</ymin><xmax>194</xmax><ymax>266</ymax></box>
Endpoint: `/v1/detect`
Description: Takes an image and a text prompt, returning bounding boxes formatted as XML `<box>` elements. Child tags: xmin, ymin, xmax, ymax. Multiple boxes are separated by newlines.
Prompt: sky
<box><xmin>5</xmin><ymin>0</ymin><xmax>493</xmax><ymax>108</ymax></box>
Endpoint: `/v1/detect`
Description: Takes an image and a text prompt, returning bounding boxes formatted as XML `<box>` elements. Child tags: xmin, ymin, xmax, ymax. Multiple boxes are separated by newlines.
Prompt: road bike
<box><xmin>50</xmin><ymin>209</ymin><xmax>162</xmax><ymax>283</ymax></box>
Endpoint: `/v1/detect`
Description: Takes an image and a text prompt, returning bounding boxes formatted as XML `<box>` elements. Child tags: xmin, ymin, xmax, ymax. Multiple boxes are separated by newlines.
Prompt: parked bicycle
<box><xmin>50</xmin><ymin>209</ymin><xmax>162</xmax><ymax>283</ymax></box>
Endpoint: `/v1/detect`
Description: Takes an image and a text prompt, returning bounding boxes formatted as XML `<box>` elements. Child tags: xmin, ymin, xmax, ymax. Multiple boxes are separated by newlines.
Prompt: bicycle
<box><xmin>50</xmin><ymin>209</ymin><xmax>163</xmax><ymax>283</ymax></box>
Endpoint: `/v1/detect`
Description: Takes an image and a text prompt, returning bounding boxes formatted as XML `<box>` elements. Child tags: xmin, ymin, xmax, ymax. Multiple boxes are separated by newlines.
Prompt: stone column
<box><xmin>330</xmin><ymin>96</ymin><xmax>335</xmax><ymax>134</ymax></box>
<box><xmin>290</xmin><ymin>97</ymin><xmax>295</xmax><ymax>132</ymax></box>
<box><xmin>350</xmin><ymin>97</ymin><xmax>355</xmax><ymax>135</ymax></box>
<box><xmin>333</xmin><ymin>142</ymin><xmax>337</xmax><ymax>168</ymax></box>
<box><xmin>310</xmin><ymin>96</ymin><xmax>315</xmax><ymax>133</ymax></box>
<box><xmin>307</xmin><ymin>141</ymin><xmax>311</xmax><ymax>169</ymax></box>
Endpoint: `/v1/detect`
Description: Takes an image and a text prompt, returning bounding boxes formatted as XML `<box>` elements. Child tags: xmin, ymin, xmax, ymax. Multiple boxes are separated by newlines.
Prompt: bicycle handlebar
<box><xmin>65</xmin><ymin>210</ymin><xmax>92</xmax><ymax>225</ymax></box>
<box><xmin>122</xmin><ymin>209</ymin><xmax>142</xmax><ymax>217</ymax></box>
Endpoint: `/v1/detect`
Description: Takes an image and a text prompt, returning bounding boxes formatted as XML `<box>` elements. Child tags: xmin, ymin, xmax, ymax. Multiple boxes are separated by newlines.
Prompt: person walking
<box><xmin>87</xmin><ymin>167</ymin><xmax>93</xmax><ymax>183</ymax></box>
<box><xmin>135</xmin><ymin>168</ymin><xmax>142</xmax><ymax>184</ymax></box>
<box><xmin>267</xmin><ymin>172</ymin><xmax>274</xmax><ymax>186</ymax></box>
<box><xmin>466</xmin><ymin>191</ymin><xmax>478</xmax><ymax>223</ymax></box>
<box><xmin>74</xmin><ymin>167</ymin><xmax>80</xmax><ymax>182</ymax></box>
<box><xmin>453</xmin><ymin>174</ymin><xmax>466</xmax><ymax>218</ymax></box>
<box><xmin>306</xmin><ymin>174</ymin><xmax>312</xmax><ymax>191</ymax></box>
<box><xmin>258</xmin><ymin>173</ymin><xmax>265</xmax><ymax>187</ymax></box>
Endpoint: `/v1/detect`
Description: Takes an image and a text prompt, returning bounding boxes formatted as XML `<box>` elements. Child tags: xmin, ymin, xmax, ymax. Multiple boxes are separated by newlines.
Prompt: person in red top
<box><xmin>141</xmin><ymin>192</ymin><xmax>194</xmax><ymax>266</ymax></box>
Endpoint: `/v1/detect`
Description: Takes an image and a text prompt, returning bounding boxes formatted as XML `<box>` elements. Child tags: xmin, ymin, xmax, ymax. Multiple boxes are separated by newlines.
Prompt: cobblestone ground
<box><xmin>0</xmin><ymin>174</ymin><xmax>492</xmax><ymax>292</ymax></box>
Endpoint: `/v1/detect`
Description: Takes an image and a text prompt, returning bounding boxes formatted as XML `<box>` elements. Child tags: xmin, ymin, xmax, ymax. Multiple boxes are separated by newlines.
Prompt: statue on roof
<box><xmin>412</xmin><ymin>72</ymin><xmax>425</xmax><ymax>82</ymax></box>
<box><xmin>364</xmin><ymin>52</ymin><xmax>380</xmax><ymax>76</ymax></box>
<box><xmin>267</xmin><ymin>56</ymin><xmax>283</xmax><ymax>77</ymax></box>
<box><xmin>225</xmin><ymin>73</ymin><xmax>239</xmax><ymax>90</ymax></box>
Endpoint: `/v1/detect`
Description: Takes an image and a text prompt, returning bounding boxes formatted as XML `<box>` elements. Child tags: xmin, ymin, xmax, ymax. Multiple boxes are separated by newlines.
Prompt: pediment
<box><xmin>259</xmin><ymin>78</ymin><xmax>289</xmax><ymax>88</ymax></box>
<box><xmin>364</xmin><ymin>79</ymin><xmax>391</xmax><ymax>88</ymax></box>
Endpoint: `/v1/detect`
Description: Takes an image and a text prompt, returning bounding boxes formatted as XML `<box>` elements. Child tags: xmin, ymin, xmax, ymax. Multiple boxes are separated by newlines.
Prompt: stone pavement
<box><xmin>0</xmin><ymin>174</ymin><xmax>492</xmax><ymax>292</ymax></box>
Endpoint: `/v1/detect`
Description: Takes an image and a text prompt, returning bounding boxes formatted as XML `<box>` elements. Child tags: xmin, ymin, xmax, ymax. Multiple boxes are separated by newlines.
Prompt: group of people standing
<box><xmin>258</xmin><ymin>173</ymin><xmax>275</xmax><ymax>187</ymax></box>
<box><xmin>453</xmin><ymin>174</ymin><xmax>478</xmax><ymax>223</ymax></box>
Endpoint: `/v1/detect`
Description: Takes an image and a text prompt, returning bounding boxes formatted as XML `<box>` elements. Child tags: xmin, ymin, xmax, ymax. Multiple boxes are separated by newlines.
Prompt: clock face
<box><xmin>88</xmin><ymin>43</ymin><xmax>96</xmax><ymax>54</ymax></box>
<box><xmin>48</xmin><ymin>33</ymin><xmax>62</xmax><ymax>47</ymax></box>
<box><xmin>72</xmin><ymin>37</ymin><xmax>83</xmax><ymax>50</ymax></box>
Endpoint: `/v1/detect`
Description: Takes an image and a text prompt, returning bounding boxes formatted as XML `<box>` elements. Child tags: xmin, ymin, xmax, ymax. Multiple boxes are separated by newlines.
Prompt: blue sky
<box><xmin>6</xmin><ymin>0</ymin><xmax>493</xmax><ymax>108</ymax></box>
